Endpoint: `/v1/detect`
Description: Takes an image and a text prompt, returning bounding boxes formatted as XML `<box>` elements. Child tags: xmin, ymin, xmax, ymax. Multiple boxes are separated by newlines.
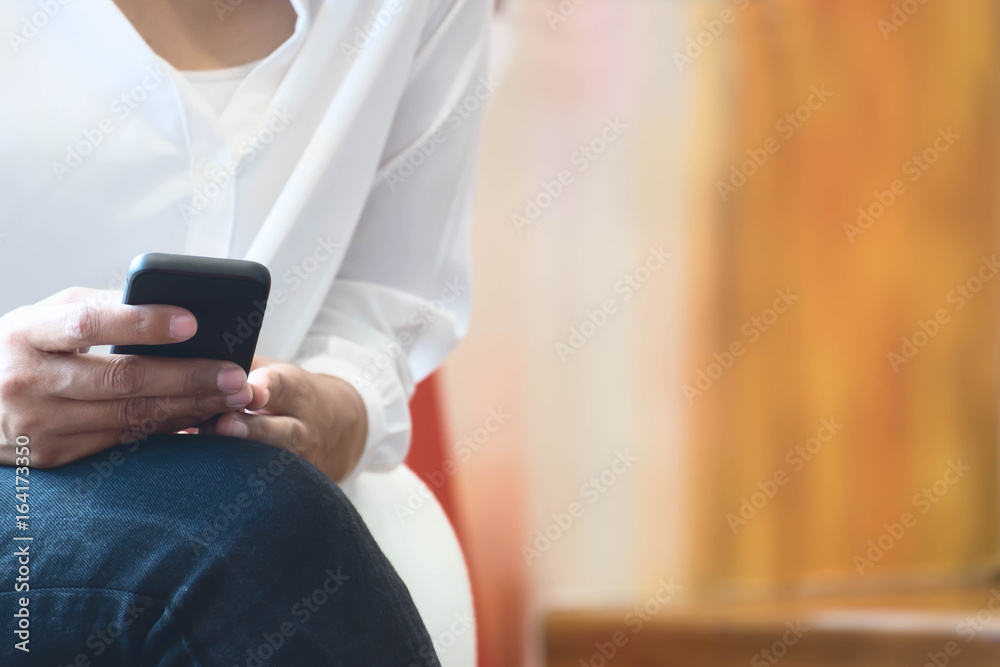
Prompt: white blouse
<box><xmin>0</xmin><ymin>0</ymin><xmax>492</xmax><ymax>478</ymax></box>
<box><xmin>181</xmin><ymin>60</ymin><xmax>263</xmax><ymax>117</ymax></box>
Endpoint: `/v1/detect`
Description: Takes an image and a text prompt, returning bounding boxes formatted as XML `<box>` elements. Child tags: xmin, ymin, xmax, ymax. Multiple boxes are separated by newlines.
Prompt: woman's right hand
<box><xmin>0</xmin><ymin>287</ymin><xmax>253</xmax><ymax>468</ymax></box>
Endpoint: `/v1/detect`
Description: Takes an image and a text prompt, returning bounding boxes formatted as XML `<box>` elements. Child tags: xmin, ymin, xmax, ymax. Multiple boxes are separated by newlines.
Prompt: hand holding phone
<box><xmin>0</xmin><ymin>286</ymin><xmax>252</xmax><ymax>467</ymax></box>
<box><xmin>112</xmin><ymin>253</ymin><xmax>271</xmax><ymax>373</ymax></box>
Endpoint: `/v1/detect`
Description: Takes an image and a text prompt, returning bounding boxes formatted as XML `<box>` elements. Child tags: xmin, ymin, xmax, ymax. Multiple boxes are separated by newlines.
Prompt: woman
<box><xmin>0</xmin><ymin>0</ymin><xmax>488</xmax><ymax>663</ymax></box>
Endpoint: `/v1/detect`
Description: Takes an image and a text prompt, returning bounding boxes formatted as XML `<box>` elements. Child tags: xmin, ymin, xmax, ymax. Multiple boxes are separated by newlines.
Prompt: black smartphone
<box><xmin>111</xmin><ymin>253</ymin><xmax>271</xmax><ymax>373</ymax></box>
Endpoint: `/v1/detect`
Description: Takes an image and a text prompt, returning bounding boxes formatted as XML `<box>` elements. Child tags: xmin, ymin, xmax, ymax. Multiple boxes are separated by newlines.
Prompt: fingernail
<box><xmin>226</xmin><ymin>415</ymin><xmax>249</xmax><ymax>438</ymax></box>
<box><xmin>217</xmin><ymin>367</ymin><xmax>247</xmax><ymax>393</ymax></box>
<box><xmin>170</xmin><ymin>315</ymin><xmax>197</xmax><ymax>339</ymax></box>
<box><xmin>225</xmin><ymin>386</ymin><xmax>253</xmax><ymax>407</ymax></box>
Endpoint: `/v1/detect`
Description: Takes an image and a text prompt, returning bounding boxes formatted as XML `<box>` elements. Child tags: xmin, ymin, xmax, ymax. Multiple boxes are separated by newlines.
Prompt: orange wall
<box><xmin>686</xmin><ymin>0</ymin><xmax>1000</xmax><ymax>593</ymax></box>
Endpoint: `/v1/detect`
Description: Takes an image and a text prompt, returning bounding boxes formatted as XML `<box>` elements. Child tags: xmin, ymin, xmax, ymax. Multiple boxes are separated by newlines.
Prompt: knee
<box><xmin>158</xmin><ymin>437</ymin><xmax>368</xmax><ymax>560</ymax></box>
<box><xmin>61</xmin><ymin>434</ymin><xmax>364</xmax><ymax>557</ymax></box>
<box><xmin>22</xmin><ymin>435</ymin><xmax>373</xmax><ymax>600</ymax></box>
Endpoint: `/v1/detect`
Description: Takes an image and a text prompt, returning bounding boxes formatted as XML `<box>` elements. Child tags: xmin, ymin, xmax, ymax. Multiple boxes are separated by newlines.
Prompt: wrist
<box><xmin>313</xmin><ymin>373</ymin><xmax>368</xmax><ymax>481</ymax></box>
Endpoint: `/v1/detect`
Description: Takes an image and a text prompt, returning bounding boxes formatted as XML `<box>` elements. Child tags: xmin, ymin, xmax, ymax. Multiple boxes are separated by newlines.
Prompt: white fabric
<box><xmin>180</xmin><ymin>60</ymin><xmax>262</xmax><ymax>116</ymax></box>
<box><xmin>342</xmin><ymin>467</ymin><xmax>476</xmax><ymax>666</ymax></box>
<box><xmin>0</xmin><ymin>0</ymin><xmax>490</xmax><ymax>662</ymax></box>
<box><xmin>0</xmin><ymin>0</ymin><xmax>492</xmax><ymax>480</ymax></box>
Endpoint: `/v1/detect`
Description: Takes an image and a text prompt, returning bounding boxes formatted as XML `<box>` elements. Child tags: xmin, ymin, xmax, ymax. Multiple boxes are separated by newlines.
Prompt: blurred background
<box><xmin>405</xmin><ymin>0</ymin><xmax>1000</xmax><ymax>665</ymax></box>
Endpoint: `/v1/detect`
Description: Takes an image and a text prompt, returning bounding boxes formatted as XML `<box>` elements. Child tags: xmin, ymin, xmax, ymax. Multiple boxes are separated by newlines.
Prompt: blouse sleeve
<box><xmin>289</xmin><ymin>0</ymin><xmax>493</xmax><ymax>480</ymax></box>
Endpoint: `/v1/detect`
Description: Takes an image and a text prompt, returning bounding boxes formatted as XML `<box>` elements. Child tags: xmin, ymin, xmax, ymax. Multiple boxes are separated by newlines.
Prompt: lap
<box><xmin>17</xmin><ymin>435</ymin><xmax>350</xmax><ymax>592</ymax></box>
<box><xmin>0</xmin><ymin>435</ymin><xmax>440</xmax><ymax>666</ymax></box>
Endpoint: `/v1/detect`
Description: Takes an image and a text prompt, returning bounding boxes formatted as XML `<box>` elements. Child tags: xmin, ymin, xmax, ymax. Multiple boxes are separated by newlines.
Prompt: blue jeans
<box><xmin>0</xmin><ymin>435</ymin><xmax>441</xmax><ymax>666</ymax></box>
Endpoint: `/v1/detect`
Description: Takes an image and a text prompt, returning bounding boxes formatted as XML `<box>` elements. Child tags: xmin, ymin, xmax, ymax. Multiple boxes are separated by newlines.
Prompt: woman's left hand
<box><xmin>211</xmin><ymin>356</ymin><xmax>367</xmax><ymax>482</ymax></box>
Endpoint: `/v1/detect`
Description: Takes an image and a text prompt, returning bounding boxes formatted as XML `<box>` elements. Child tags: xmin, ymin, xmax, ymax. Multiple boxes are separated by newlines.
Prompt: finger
<box><xmin>245</xmin><ymin>368</ymin><xmax>272</xmax><ymax>412</ymax></box>
<box><xmin>246</xmin><ymin>363</ymin><xmax>301</xmax><ymax>414</ymax></box>
<box><xmin>3</xmin><ymin>413</ymin><xmax>220</xmax><ymax>468</ymax></box>
<box><xmin>40</xmin><ymin>423</ymin><xmax>201</xmax><ymax>468</ymax></box>
<box><xmin>245</xmin><ymin>356</ymin><xmax>281</xmax><ymax>410</ymax></box>
<box><xmin>51</xmin><ymin>430</ymin><xmax>126</xmax><ymax>468</ymax></box>
<box><xmin>35</xmin><ymin>287</ymin><xmax>121</xmax><ymax>307</ymax></box>
<box><xmin>118</xmin><ymin>414</ymin><xmax>219</xmax><ymax>443</ymax></box>
<box><xmin>250</xmin><ymin>355</ymin><xmax>280</xmax><ymax>372</ymax></box>
<box><xmin>50</xmin><ymin>388</ymin><xmax>253</xmax><ymax>434</ymax></box>
<box><xmin>32</xmin><ymin>288</ymin><xmax>119</xmax><ymax>354</ymax></box>
<box><xmin>214</xmin><ymin>412</ymin><xmax>308</xmax><ymax>454</ymax></box>
<box><xmin>46</xmin><ymin>354</ymin><xmax>247</xmax><ymax>400</ymax></box>
<box><xmin>0</xmin><ymin>430</ymin><xmax>123</xmax><ymax>469</ymax></box>
<box><xmin>17</xmin><ymin>302</ymin><xmax>198</xmax><ymax>352</ymax></box>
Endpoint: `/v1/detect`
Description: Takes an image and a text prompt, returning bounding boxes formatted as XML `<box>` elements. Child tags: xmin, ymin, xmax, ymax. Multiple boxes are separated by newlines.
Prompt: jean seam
<box><xmin>2</xmin><ymin>587</ymin><xmax>165</xmax><ymax>604</ymax></box>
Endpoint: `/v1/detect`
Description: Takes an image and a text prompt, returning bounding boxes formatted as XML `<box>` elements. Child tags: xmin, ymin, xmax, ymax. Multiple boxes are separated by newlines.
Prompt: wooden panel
<box><xmin>548</xmin><ymin>587</ymin><xmax>1000</xmax><ymax>666</ymax></box>
<box><xmin>685</xmin><ymin>0</ymin><xmax>1000</xmax><ymax>591</ymax></box>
